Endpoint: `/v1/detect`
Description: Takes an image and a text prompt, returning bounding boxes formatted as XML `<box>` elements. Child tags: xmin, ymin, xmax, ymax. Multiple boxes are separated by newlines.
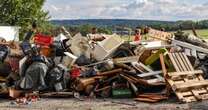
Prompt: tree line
<box><xmin>0</xmin><ymin>0</ymin><xmax>208</xmax><ymax>38</ymax></box>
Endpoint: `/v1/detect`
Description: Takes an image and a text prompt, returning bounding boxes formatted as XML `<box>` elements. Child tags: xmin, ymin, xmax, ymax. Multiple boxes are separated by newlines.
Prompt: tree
<box><xmin>0</xmin><ymin>0</ymin><xmax>51</xmax><ymax>40</ymax></box>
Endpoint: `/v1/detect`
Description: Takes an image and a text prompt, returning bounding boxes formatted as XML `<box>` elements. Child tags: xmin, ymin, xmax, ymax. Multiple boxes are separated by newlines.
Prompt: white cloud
<box><xmin>50</xmin><ymin>5</ymin><xmax>60</xmax><ymax>11</ymax></box>
<box><xmin>43</xmin><ymin>0</ymin><xmax>208</xmax><ymax>20</ymax></box>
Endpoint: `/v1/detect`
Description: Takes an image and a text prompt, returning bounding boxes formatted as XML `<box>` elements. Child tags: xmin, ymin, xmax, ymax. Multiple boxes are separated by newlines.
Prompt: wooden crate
<box><xmin>160</xmin><ymin>52</ymin><xmax>208</xmax><ymax>103</ymax></box>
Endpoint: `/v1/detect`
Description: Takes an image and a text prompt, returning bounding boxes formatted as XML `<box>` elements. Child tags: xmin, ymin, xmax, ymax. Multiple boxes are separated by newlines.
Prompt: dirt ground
<box><xmin>0</xmin><ymin>97</ymin><xmax>208</xmax><ymax>110</ymax></box>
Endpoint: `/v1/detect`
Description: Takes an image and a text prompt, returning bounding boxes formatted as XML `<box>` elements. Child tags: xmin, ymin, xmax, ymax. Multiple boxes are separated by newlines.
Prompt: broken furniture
<box><xmin>160</xmin><ymin>52</ymin><xmax>208</xmax><ymax>103</ymax></box>
<box><xmin>134</xmin><ymin>40</ymin><xmax>172</xmax><ymax>63</ymax></box>
<box><xmin>144</xmin><ymin>48</ymin><xmax>168</xmax><ymax>66</ymax></box>
<box><xmin>92</xmin><ymin>34</ymin><xmax>124</xmax><ymax>61</ymax></box>
<box><xmin>172</xmin><ymin>39</ymin><xmax>208</xmax><ymax>58</ymax></box>
<box><xmin>131</xmin><ymin>62</ymin><xmax>164</xmax><ymax>84</ymax></box>
<box><xmin>63</xmin><ymin>52</ymin><xmax>78</xmax><ymax>67</ymax></box>
<box><xmin>69</xmin><ymin>33</ymin><xmax>91</xmax><ymax>58</ymax></box>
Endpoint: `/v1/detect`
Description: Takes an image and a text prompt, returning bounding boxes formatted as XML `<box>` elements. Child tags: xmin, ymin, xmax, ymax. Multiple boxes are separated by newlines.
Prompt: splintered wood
<box><xmin>134</xmin><ymin>93</ymin><xmax>168</xmax><ymax>103</ymax></box>
<box><xmin>131</xmin><ymin>62</ymin><xmax>164</xmax><ymax>84</ymax></box>
<box><xmin>160</xmin><ymin>52</ymin><xmax>208</xmax><ymax>103</ymax></box>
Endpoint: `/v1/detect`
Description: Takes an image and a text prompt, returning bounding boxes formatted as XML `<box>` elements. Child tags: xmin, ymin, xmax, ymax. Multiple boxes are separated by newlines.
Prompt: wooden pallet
<box><xmin>160</xmin><ymin>52</ymin><xmax>208</xmax><ymax>103</ymax></box>
<box><xmin>131</xmin><ymin>62</ymin><xmax>164</xmax><ymax>84</ymax></box>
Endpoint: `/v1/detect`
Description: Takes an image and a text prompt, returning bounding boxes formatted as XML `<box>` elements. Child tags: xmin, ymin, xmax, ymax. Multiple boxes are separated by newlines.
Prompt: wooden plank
<box><xmin>201</xmin><ymin>94</ymin><xmax>208</xmax><ymax>100</ymax></box>
<box><xmin>115</xmin><ymin>63</ymin><xmax>134</xmax><ymax>71</ymax></box>
<box><xmin>120</xmin><ymin>74</ymin><xmax>137</xmax><ymax>84</ymax></box>
<box><xmin>0</xmin><ymin>76</ymin><xmax>7</xmax><ymax>82</ymax></box>
<box><xmin>181</xmin><ymin>89</ymin><xmax>207</xmax><ymax>97</ymax></box>
<box><xmin>113</xmin><ymin>56</ymin><xmax>139</xmax><ymax>64</ymax></box>
<box><xmin>178</xmin><ymin>53</ymin><xmax>192</xmax><ymax>71</ymax></box>
<box><xmin>173</xmin><ymin>80</ymin><xmax>208</xmax><ymax>91</ymax></box>
<box><xmin>168</xmin><ymin>53</ymin><xmax>180</xmax><ymax>72</ymax></box>
<box><xmin>174</xmin><ymin>53</ymin><xmax>187</xmax><ymax>71</ymax></box>
<box><xmin>97</xmin><ymin>68</ymin><xmax>123</xmax><ymax>76</ymax></box>
<box><xmin>181</xmin><ymin>53</ymin><xmax>194</xmax><ymax>71</ymax></box>
<box><xmin>136</xmin><ymin>93</ymin><xmax>168</xmax><ymax>102</ymax></box>
<box><xmin>159</xmin><ymin>54</ymin><xmax>167</xmax><ymax>77</ymax></box>
<box><xmin>172</xmin><ymin>53</ymin><xmax>183</xmax><ymax>71</ymax></box>
<box><xmin>172</xmin><ymin>40</ymin><xmax>208</xmax><ymax>54</ymax></box>
<box><xmin>134</xmin><ymin>97</ymin><xmax>159</xmax><ymax>103</ymax></box>
<box><xmin>171</xmin><ymin>76</ymin><xmax>198</xmax><ymax>81</ymax></box>
<box><xmin>122</xmin><ymin>73</ymin><xmax>149</xmax><ymax>85</ymax></box>
<box><xmin>183</xmin><ymin>96</ymin><xmax>197</xmax><ymax>102</ymax></box>
<box><xmin>160</xmin><ymin>54</ymin><xmax>177</xmax><ymax>96</ymax></box>
<box><xmin>137</xmin><ymin>71</ymin><xmax>162</xmax><ymax>77</ymax></box>
<box><xmin>147</xmin><ymin>78</ymin><xmax>164</xmax><ymax>84</ymax></box>
<box><xmin>148</xmin><ymin>28</ymin><xmax>173</xmax><ymax>41</ymax></box>
<box><xmin>131</xmin><ymin>62</ymin><xmax>148</xmax><ymax>73</ymax></box>
<box><xmin>138</xmin><ymin>62</ymin><xmax>164</xmax><ymax>81</ymax></box>
<box><xmin>168</xmin><ymin>70</ymin><xmax>203</xmax><ymax>77</ymax></box>
<box><xmin>131</xmin><ymin>62</ymin><xmax>164</xmax><ymax>82</ymax></box>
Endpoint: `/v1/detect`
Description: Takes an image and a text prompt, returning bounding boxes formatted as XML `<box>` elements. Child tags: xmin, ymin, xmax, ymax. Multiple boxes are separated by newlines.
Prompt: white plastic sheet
<box><xmin>0</xmin><ymin>26</ymin><xmax>20</xmax><ymax>41</ymax></box>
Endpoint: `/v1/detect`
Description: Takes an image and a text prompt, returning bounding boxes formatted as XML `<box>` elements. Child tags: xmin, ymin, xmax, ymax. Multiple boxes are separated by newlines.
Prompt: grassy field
<box><xmin>182</xmin><ymin>29</ymin><xmax>208</xmax><ymax>39</ymax></box>
<box><xmin>121</xmin><ymin>29</ymin><xmax>208</xmax><ymax>41</ymax></box>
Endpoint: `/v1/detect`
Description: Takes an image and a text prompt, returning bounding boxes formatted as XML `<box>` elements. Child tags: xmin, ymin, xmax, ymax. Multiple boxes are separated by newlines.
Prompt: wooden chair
<box><xmin>160</xmin><ymin>52</ymin><xmax>208</xmax><ymax>103</ymax></box>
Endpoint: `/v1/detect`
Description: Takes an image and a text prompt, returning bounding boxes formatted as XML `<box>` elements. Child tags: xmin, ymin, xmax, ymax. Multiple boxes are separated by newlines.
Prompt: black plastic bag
<box><xmin>75</xmin><ymin>54</ymin><xmax>91</xmax><ymax>66</ymax></box>
<box><xmin>18</xmin><ymin>62</ymin><xmax>48</xmax><ymax>91</ymax></box>
<box><xmin>46</xmin><ymin>64</ymin><xmax>70</xmax><ymax>91</ymax></box>
<box><xmin>0</xmin><ymin>45</ymin><xmax>9</xmax><ymax>62</ymax></box>
<box><xmin>0</xmin><ymin>62</ymin><xmax>11</xmax><ymax>77</ymax></box>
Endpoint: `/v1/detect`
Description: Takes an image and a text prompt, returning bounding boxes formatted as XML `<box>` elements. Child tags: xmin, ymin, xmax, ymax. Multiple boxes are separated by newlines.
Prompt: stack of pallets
<box><xmin>160</xmin><ymin>52</ymin><xmax>208</xmax><ymax>102</ymax></box>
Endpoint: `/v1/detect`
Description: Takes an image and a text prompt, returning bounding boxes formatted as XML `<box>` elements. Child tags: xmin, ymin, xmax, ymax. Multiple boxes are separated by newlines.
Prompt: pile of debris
<box><xmin>1</xmin><ymin>26</ymin><xmax>208</xmax><ymax>105</ymax></box>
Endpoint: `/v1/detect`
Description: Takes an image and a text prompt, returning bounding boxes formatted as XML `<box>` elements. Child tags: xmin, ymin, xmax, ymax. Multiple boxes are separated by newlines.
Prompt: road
<box><xmin>0</xmin><ymin>97</ymin><xmax>208</xmax><ymax>110</ymax></box>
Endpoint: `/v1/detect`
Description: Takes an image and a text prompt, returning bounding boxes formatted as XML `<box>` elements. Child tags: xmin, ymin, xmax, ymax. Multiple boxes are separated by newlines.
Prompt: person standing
<box><xmin>134</xmin><ymin>28</ymin><xmax>142</xmax><ymax>41</ymax></box>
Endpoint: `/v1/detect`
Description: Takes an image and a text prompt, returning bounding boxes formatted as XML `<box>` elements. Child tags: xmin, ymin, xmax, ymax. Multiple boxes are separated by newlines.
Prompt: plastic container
<box><xmin>34</xmin><ymin>34</ymin><xmax>53</xmax><ymax>46</ymax></box>
<box><xmin>40</xmin><ymin>46</ymin><xmax>52</xmax><ymax>57</ymax></box>
<box><xmin>71</xmin><ymin>67</ymin><xmax>80</xmax><ymax>79</ymax></box>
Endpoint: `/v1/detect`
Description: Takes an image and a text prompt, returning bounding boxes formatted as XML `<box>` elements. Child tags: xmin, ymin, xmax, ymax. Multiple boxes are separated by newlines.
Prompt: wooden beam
<box><xmin>97</xmin><ymin>68</ymin><xmax>123</xmax><ymax>76</ymax></box>
<box><xmin>138</xmin><ymin>71</ymin><xmax>162</xmax><ymax>77</ymax></box>
<box><xmin>173</xmin><ymin>80</ymin><xmax>208</xmax><ymax>92</ymax></box>
<box><xmin>113</xmin><ymin>56</ymin><xmax>139</xmax><ymax>64</ymax></box>
<box><xmin>172</xmin><ymin>40</ymin><xmax>208</xmax><ymax>54</ymax></box>
<box><xmin>168</xmin><ymin>70</ymin><xmax>203</xmax><ymax>77</ymax></box>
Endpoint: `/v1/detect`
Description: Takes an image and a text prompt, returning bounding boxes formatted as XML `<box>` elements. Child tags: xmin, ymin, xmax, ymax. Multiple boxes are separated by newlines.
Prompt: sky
<box><xmin>43</xmin><ymin>0</ymin><xmax>208</xmax><ymax>21</ymax></box>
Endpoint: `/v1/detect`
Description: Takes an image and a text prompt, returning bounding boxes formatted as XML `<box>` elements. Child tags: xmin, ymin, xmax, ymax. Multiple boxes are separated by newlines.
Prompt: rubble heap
<box><xmin>0</xmin><ymin>27</ymin><xmax>208</xmax><ymax>104</ymax></box>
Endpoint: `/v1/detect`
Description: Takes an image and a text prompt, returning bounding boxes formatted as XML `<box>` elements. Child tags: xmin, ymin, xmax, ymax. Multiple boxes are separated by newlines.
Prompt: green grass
<box><xmin>176</xmin><ymin>29</ymin><xmax>208</xmax><ymax>39</ymax></box>
<box><xmin>120</xmin><ymin>29</ymin><xmax>208</xmax><ymax>42</ymax></box>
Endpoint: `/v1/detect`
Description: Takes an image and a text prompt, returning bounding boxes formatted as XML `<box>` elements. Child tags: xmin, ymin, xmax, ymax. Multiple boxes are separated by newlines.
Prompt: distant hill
<box><xmin>50</xmin><ymin>19</ymin><xmax>208</xmax><ymax>31</ymax></box>
<box><xmin>51</xmin><ymin>19</ymin><xmax>175</xmax><ymax>28</ymax></box>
